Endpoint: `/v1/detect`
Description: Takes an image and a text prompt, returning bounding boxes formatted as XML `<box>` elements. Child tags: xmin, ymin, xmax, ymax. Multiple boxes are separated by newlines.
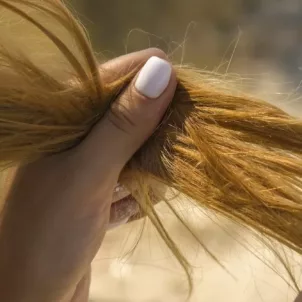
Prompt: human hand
<box><xmin>0</xmin><ymin>48</ymin><xmax>177</xmax><ymax>302</ymax></box>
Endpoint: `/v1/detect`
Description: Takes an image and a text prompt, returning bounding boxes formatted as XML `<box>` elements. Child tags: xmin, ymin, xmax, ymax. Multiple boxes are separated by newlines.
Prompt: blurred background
<box><xmin>69</xmin><ymin>0</ymin><xmax>302</xmax><ymax>115</ymax></box>
<box><xmin>66</xmin><ymin>1</ymin><xmax>302</xmax><ymax>301</ymax></box>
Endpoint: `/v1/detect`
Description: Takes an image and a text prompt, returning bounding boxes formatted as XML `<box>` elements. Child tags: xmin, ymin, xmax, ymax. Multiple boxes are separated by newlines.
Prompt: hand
<box><xmin>0</xmin><ymin>48</ymin><xmax>177</xmax><ymax>302</ymax></box>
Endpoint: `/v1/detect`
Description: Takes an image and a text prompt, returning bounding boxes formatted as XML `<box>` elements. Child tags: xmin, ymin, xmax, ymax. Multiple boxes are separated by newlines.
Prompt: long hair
<box><xmin>0</xmin><ymin>0</ymin><xmax>302</xmax><ymax>293</ymax></box>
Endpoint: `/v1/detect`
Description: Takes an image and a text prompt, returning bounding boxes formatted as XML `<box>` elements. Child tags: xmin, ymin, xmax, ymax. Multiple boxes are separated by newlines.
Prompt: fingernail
<box><xmin>135</xmin><ymin>56</ymin><xmax>172</xmax><ymax>99</ymax></box>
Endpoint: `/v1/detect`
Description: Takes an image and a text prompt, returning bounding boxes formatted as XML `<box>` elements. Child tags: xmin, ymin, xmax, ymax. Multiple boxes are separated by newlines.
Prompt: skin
<box><xmin>0</xmin><ymin>48</ymin><xmax>177</xmax><ymax>302</ymax></box>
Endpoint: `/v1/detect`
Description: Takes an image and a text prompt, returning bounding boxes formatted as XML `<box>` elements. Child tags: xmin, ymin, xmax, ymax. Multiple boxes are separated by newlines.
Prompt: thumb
<box><xmin>81</xmin><ymin>56</ymin><xmax>177</xmax><ymax>171</ymax></box>
<box><xmin>106</xmin><ymin>56</ymin><xmax>176</xmax><ymax>164</ymax></box>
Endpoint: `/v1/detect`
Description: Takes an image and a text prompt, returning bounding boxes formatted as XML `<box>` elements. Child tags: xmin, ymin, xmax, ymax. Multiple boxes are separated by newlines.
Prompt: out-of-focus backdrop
<box><xmin>70</xmin><ymin>0</ymin><xmax>302</xmax><ymax>114</ymax></box>
<box><xmin>67</xmin><ymin>1</ymin><xmax>302</xmax><ymax>301</ymax></box>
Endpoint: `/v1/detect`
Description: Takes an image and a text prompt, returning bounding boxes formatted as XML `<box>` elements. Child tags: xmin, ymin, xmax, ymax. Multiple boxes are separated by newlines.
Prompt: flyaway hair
<box><xmin>0</xmin><ymin>0</ymin><xmax>302</xmax><ymax>294</ymax></box>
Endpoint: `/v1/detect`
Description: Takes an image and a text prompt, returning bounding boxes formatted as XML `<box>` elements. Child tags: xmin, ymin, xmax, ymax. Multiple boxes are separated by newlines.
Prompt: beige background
<box><xmin>90</xmin><ymin>203</ymin><xmax>301</xmax><ymax>302</ymax></box>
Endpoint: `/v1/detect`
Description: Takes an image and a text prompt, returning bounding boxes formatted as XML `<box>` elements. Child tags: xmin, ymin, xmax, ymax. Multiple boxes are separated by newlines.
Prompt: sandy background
<box><xmin>66</xmin><ymin>1</ymin><xmax>302</xmax><ymax>301</ymax></box>
<box><xmin>90</xmin><ymin>203</ymin><xmax>301</xmax><ymax>302</ymax></box>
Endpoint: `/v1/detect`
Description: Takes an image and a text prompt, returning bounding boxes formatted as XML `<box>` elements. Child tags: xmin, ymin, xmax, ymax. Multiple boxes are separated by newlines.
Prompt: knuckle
<box><xmin>108</xmin><ymin>97</ymin><xmax>136</xmax><ymax>133</ymax></box>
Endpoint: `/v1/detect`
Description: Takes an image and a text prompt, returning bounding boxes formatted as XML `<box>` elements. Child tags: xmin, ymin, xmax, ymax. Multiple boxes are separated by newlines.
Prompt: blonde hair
<box><xmin>0</xmin><ymin>0</ymin><xmax>302</xmax><ymax>294</ymax></box>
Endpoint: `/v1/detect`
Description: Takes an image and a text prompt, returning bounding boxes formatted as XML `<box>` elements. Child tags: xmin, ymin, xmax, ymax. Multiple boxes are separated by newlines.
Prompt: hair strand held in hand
<box><xmin>0</xmin><ymin>0</ymin><xmax>302</xmax><ymax>294</ymax></box>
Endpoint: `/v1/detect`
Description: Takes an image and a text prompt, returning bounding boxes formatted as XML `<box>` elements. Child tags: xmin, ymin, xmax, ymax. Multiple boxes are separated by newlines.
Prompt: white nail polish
<box><xmin>135</xmin><ymin>56</ymin><xmax>172</xmax><ymax>99</ymax></box>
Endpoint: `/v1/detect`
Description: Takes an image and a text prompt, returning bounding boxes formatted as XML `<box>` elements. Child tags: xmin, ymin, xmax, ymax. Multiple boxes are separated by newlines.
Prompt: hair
<box><xmin>0</xmin><ymin>0</ymin><xmax>302</xmax><ymax>294</ymax></box>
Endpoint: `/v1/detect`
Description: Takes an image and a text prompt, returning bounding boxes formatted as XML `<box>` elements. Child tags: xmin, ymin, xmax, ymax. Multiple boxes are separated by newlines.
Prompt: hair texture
<box><xmin>0</xmin><ymin>0</ymin><xmax>302</xmax><ymax>294</ymax></box>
